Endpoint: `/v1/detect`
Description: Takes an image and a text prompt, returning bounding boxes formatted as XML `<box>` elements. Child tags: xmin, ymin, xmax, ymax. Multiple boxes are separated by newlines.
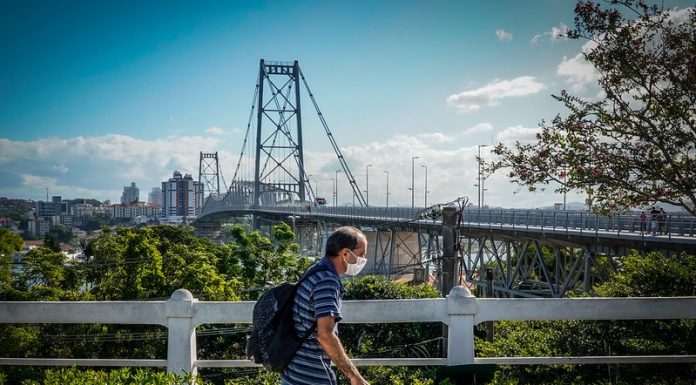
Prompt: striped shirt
<box><xmin>281</xmin><ymin>258</ymin><xmax>344</xmax><ymax>385</ymax></box>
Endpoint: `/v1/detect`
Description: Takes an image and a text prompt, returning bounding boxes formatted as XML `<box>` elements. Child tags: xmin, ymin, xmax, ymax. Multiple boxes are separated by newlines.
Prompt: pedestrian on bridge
<box><xmin>282</xmin><ymin>226</ymin><xmax>370</xmax><ymax>385</ymax></box>
<box><xmin>658</xmin><ymin>208</ymin><xmax>667</xmax><ymax>235</ymax></box>
<box><xmin>650</xmin><ymin>207</ymin><xmax>660</xmax><ymax>236</ymax></box>
<box><xmin>640</xmin><ymin>211</ymin><xmax>648</xmax><ymax>235</ymax></box>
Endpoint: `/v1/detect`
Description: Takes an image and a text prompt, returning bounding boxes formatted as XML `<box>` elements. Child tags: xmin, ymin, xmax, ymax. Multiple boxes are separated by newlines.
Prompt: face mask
<box><xmin>344</xmin><ymin>250</ymin><xmax>367</xmax><ymax>276</ymax></box>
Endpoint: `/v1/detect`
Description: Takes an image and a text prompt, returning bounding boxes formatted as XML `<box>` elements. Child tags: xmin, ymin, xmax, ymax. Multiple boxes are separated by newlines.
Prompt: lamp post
<box><xmin>477</xmin><ymin>145</ymin><xmax>487</xmax><ymax>209</ymax></box>
<box><xmin>384</xmin><ymin>170</ymin><xmax>390</xmax><ymax>208</ymax></box>
<box><xmin>421</xmin><ymin>164</ymin><xmax>428</xmax><ymax>207</ymax></box>
<box><xmin>330</xmin><ymin>178</ymin><xmax>335</xmax><ymax>206</ymax></box>
<box><xmin>365</xmin><ymin>164</ymin><xmax>372</xmax><ymax>207</ymax></box>
<box><xmin>411</xmin><ymin>156</ymin><xmax>420</xmax><ymax>208</ymax></box>
<box><xmin>334</xmin><ymin>170</ymin><xmax>341</xmax><ymax>207</ymax></box>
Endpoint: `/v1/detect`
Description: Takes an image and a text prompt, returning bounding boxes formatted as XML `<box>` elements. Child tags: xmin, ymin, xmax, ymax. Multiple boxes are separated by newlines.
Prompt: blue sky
<box><xmin>1</xmin><ymin>0</ymin><xmax>692</xmax><ymax>208</ymax></box>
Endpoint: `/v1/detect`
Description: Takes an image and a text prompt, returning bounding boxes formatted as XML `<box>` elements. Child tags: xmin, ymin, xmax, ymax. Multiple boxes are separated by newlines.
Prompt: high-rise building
<box><xmin>37</xmin><ymin>196</ymin><xmax>68</xmax><ymax>217</ymax></box>
<box><xmin>161</xmin><ymin>171</ymin><xmax>203</xmax><ymax>217</ymax></box>
<box><xmin>148</xmin><ymin>187</ymin><xmax>163</xmax><ymax>206</ymax></box>
<box><xmin>121</xmin><ymin>182</ymin><xmax>140</xmax><ymax>204</ymax></box>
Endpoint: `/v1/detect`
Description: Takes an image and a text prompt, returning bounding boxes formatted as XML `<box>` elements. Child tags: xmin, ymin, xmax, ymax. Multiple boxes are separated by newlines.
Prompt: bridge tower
<box><xmin>253</xmin><ymin>60</ymin><xmax>308</xmax><ymax>205</ymax></box>
<box><xmin>198</xmin><ymin>151</ymin><xmax>221</xmax><ymax>200</ymax></box>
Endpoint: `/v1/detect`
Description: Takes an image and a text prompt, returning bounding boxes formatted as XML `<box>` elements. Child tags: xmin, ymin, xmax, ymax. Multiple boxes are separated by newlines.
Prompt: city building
<box><xmin>27</xmin><ymin>218</ymin><xmax>50</xmax><ymax>237</ymax></box>
<box><xmin>71</xmin><ymin>203</ymin><xmax>96</xmax><ymax>218</ymax></box>
<box><xmin>121</xmin><ymin>182</ymin><xmax>140</xmax><ymax>204</ymax></box>
<box><xmin>161</xmin><ymin>171</ymin><xmax>203</xmax><ymax>218</ymax></box>
<box><xmin>36</xmin><ymin>196</ymin><xmax>68</xmax><ymax>217</ymax></box>
<box><xmin>148</xmin><ymin>187</ymin><xmax>163</xmax><ymax>206</ymax></box>
<box><xmin>107</xmin><ymin>202</ymin><xmax>163</xmax><ymax>220</ymax></box>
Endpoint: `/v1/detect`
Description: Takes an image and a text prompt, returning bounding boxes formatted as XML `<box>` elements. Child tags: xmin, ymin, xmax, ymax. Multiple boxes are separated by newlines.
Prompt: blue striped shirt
<box><xmin>281</xmin><ymin>258</ymin><xmax>344</xmax><ymax>385</ymax></box>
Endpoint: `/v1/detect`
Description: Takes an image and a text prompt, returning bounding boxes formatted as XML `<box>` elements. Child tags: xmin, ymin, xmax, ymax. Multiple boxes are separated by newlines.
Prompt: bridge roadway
<box><xmin>197</xmin><ymin>201</ymin><xmax>696</xmax><ymax>254</ymax></box>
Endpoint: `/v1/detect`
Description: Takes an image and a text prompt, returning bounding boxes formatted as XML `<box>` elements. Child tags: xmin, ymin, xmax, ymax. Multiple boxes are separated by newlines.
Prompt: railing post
<box><xmin>166</xmin><ymin>289</ymin><xmax>198</xmax><ymax>378</ymax></box>
<box><xmin>447</xmin><ymin>286</ymin><xmax>476</xmax><ymax>365</ymax></box>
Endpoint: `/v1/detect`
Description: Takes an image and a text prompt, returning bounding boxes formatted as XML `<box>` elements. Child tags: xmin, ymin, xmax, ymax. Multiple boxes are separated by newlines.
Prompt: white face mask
<box><xmin>344</xmin><ymin>250</ymin><xmax>367</xmax><ymax>276</ymax></box>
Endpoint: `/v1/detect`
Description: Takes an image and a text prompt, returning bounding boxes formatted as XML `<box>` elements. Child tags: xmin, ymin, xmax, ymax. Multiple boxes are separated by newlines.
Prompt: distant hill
<box><xmin>67</xmin><ymin>198</ymin><xmax>104</xmax><ymax>206</ymax></box>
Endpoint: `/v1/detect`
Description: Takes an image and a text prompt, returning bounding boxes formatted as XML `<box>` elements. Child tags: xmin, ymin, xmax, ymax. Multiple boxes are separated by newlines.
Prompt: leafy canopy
<box><xmin>490</xmin><ymin>0</ymin><xmax>696</xmax><ymax>214</ymax></box>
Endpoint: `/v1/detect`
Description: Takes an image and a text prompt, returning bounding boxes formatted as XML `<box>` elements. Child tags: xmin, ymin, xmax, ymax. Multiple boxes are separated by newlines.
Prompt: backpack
<box><xmin>246</xmin><ymin>263</ymin><xmax>329</xmax><ymax>372</ymax></box>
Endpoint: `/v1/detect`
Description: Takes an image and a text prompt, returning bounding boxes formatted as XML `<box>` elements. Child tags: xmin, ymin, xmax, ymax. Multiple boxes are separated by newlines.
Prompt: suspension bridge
<box><xmin>195</xmin><ymin>59</ymin><xmax>696</xmax><ymax>298</ymax></box>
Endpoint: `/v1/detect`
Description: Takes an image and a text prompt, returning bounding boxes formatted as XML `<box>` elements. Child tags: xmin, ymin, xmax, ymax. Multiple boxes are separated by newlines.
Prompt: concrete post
<box><xmin>166</xmin><ymin>289</ymin><xmax>198</xmax><ymax>377</ymax></box>
<box><xmin>447</xmin><ymin>285</ymin><xmax>476</xmax><ymax>365</ymax></box>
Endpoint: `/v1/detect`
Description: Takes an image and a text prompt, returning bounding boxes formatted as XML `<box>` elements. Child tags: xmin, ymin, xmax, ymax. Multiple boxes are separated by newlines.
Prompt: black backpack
<box><xmin>246</xmin><ymin>263</ymin><xmax>329</xmax><ymax>372</ymax></box>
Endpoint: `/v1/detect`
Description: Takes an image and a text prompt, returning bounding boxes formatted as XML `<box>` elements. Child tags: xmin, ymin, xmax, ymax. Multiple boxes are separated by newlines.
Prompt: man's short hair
<box><xmin>325</xmin><ymin>226</ymin><xmax>364</xmax><ymax>258</ymax></box>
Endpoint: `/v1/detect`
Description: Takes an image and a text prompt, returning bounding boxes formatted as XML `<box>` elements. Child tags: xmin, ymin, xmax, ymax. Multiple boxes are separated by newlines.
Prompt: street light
<box><xmin>411</xmin><ymin>156</ymin><xmax>420</xmax><ymax>208</ymax></box>
<box><xmin>334</xmin><ymin>170</ymin><xmax>342</xmax><ymax>207</ymax></box>
<box><xmin>365</xmin><ymin>164</ymin><xmax>372</xmax><ymax>207</ymax></box>
<box><xmin>477</xmin><ymin>145</ymin><xmax>487</xmax><ymax>209</ymax></box>
<box><xmin>421</xmin><ymin>164</ymin><xmax>428</xmax><ymax>207</ymax></box>
<box><xmin>384</xmin><ymin>170</ymin><xmax>390</xmax><ymax>208</ymax></box>
<box><xmin>307</xmin><ymin>174</ymin><xmax>314</xmax><ymax>199</ymax></box>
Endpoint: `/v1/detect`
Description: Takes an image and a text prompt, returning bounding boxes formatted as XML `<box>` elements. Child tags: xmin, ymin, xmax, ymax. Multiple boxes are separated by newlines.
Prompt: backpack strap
<box><xmin>293</xmin><ymin>262</ymin><xmax>331</xmax><ymax>340</ymax></box>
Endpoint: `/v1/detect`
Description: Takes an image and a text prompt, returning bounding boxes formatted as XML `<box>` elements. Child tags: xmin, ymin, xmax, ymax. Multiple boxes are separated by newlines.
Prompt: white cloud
<box><xmin>557</xmin><ymin>52</ymin><xmax>598</xmax><ymax>92</ymax></box>
<box><xmin>0</xmin><ymin>134</ymin><xmax>232</xmax><ymax>202</ymax></box>
<box><xmin>415</xmin><ymin>133</ymin><xmax>455</xmax><ymax>143</ymax></box>
<box><xmin>495</xmin><ymin>125</ymin><xmax>540</xmax><ymax>146</ymax></box>
<box><xmin>0</xmin><ymin>127</ymin><xmax>585</xmax><ymax>209</ymax></box>
<box><xmin>206</xmin><ymin>126</ymin><xmax>225</xmax><ymax>135</ymax></box>
<box><xmin>51</xmin><ymin>164</ymin><xmax>69</xmax><ymax>173</ymax></box>
<box><xmin>230</xmin><ymin>127</ymin><xmax>243</xmax><ymax>134</ymax></box>
<box><xmin>447</xmin><ymin>77</ymin><xmax>545</xmax><ymax>113</ymax></box>
<box><xmin>302</xmin><ymin>126</ymin><xmax>581</xmax><ymax>209</ymax></box>
<box><xmin>496</xmin><ymin>28</ymin><xmax>512</xmax><ymax>41</ymax></box>
<box><xmin>531</xmin><ymin>23</ymin><xmax>570</xmax><ymax>45</ymax></box>
<box><xmin>461</xmin><ymin>123</ymin><xmax>493</xmax><ymax>136</ymax></box>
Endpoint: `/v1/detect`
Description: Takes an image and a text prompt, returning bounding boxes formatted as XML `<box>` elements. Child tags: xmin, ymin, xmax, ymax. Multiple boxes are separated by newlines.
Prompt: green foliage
<box><xmin>19</xmin><ymin>367</ymin><xmax>202</xmax><ymax>385</ymax></box>
<box><xmin>81</xmin><ymin>214</ymin><xmax>109</xmax><ymax>233</ymax></box>
<box><xmin>219</xmin><ymin>369</ymin><xmax>280</xmax><ymax>384</ymax></box>
<box><xmin>85</xmin><ymin>225</ymin><xmax>240</xmax><ymax>301</ymax></box>
<box><xmin>46</xmin><ymin>225</ymin><xmax>73</xmax><ymax>244</ymax></box>
<box><xmin>0</xmin><ymin>228</ymin><xmax>23</xmax><ymax>257</ymax></box>
<box><xmin>480</xmin><ymin>252</ymin><xmax>696</xmax><ymax>384</ymax></box>
<box><xmin>490</xmin><ymin>0</ymin><xmax>696</xmax><ymax>215</ymax></box>
<box><xmin>222</xmin><ymin>223</ymin><xmax>314</xmax><ymax>300</ymax></box>
<box><xmin>341</xmin><ymin>276</ymin><xmax>441</xmax><ymax>384</ymax></box>
<box><xmin>596</xmin><ymin>251</ymin><xmax>696</xmax><ymax>297</ymax></box>
<box><xmin>0</xmin><ymin>228</ymin><xmax>23</xmax><ymax>291</ymax></box>
<box><xmin>341</xmin><ymin>366</ymin><xmax>435</xmax><ymax>385</ymax></box>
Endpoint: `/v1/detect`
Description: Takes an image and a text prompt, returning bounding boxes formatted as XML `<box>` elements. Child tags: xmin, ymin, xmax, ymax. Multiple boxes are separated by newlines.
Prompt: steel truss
<box><xmin>457</xmin><ymin>234</ymin><xmax>621</xmax><ymax>298</ymax></box>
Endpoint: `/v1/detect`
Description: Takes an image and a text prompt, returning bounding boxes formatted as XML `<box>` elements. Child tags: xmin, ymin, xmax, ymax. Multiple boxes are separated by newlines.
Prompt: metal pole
<box><xmin>331</xmin><ymin>178</ymin><xmax>336</xmax><ymax>207</ymax></box>
<box><xmin>411</xmin><ymin>156</ymin><xmax>420</xmax><ymax>208</ymax></box>
<box><xmin>366</xmin><ymin>164</ymin><xmax>372</xmax><ymax>207</ymax></box>
<box><xmin>562</xmin><ymin>165</ymin><xmax>567</xmax><ymax>210</ymax></box>
<box><xmin>334</xmin><ymin>170</ymin><xmax>341</xmax><ymax>206</ymax></box>
<box><xmin>421</xmin><ymin>164</ymin><xmax>428</xmax><ymax>207</ymax></box>
<box><xmin>384</xmin><ymin>170</ymin><xmax>390</xmax><ymax>208</ymax></box>
<box><xmin>477</xmin><ymin>145</ymin><xmax>487</xmax><ymax>209</ymax></box>
<box><xmin>485</xmin><ymin>268</ymin><xmax>494</xmax><ymax>341</ymax></box>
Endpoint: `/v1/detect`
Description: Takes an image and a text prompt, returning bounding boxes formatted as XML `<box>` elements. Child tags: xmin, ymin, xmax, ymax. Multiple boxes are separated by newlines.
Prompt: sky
<box><xmin>1</xmin><ymin>0</ymin><xmax>692</xmax><ymax>208</ymax></box>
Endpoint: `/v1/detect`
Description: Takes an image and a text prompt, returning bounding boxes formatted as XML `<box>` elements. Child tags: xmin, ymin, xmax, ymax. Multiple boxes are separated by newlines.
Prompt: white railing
<box><xmin>2</xmin><ymin>288</ymin><xmax>696</xmax><ymax>376</ymax></box>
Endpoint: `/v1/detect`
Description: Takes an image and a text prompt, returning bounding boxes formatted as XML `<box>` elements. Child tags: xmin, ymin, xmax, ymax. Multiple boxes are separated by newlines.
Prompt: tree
<box><xmin>480</xmin><ymin>252</ymin><xmax>696</xmax><ymax>384</ymax></box>
<box><xmin>490</xmin><ymin>0</ymin><xmax>696</xmax><ymax>215</ymax></box>
<box><xmin>0</xmin><ymin>228</ymin><xmax>23</xmax><ymax>292</ymax></box>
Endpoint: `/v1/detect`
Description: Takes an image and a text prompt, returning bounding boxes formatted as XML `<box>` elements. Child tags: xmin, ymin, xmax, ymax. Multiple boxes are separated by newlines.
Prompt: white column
<box><xmin>446</xmin><ymin>286</ymin><xmax>476</xmax><ymax>365</ymax></box>
<box><xmin>166</xmin><ymin>289</ymin><xmax>198</xmax><ymax>377</ymax></box>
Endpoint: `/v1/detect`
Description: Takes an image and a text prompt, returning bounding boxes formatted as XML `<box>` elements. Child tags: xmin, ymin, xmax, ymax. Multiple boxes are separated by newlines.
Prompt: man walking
<box><xmin>282</xmin><ymin>226</ymin><xmax>370</xmax><ymax>385</ymax></box>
